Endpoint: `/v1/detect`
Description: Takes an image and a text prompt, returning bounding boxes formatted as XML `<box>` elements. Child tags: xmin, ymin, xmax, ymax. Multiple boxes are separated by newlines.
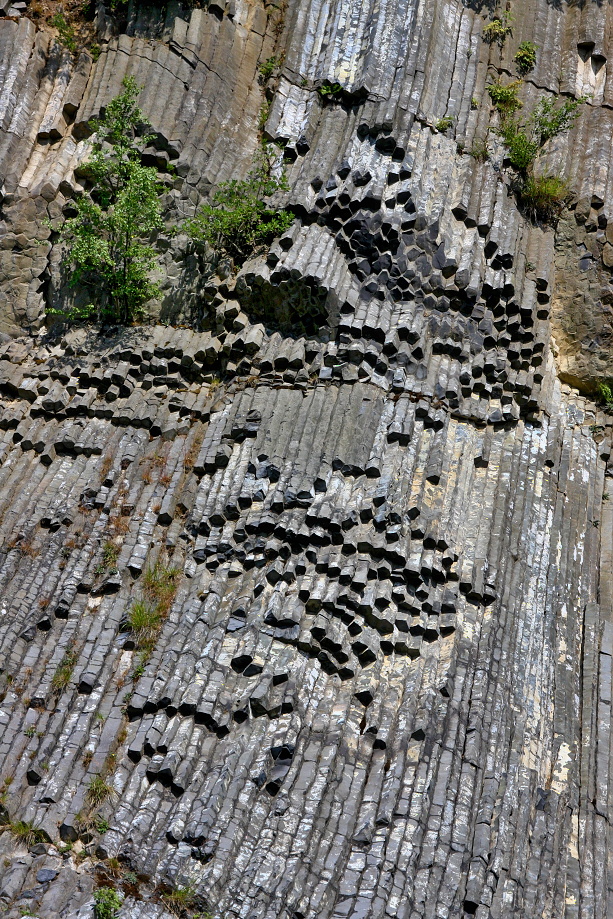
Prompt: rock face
<box><xmin>0</xmin><ymin>1</ymin><xmax>612</xmax><ymax>919</ymax></box>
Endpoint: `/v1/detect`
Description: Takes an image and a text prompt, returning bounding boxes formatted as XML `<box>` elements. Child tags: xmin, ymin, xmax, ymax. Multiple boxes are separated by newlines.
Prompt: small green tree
<box><xmin>186</xmin><ymin>143</ymin><xmax>293</xmax><ymax>266</ymax></box>
<box><xmin>53</xmin><ymin>76</ymin><xmax>164</xmax><ymax>325</ymax></box>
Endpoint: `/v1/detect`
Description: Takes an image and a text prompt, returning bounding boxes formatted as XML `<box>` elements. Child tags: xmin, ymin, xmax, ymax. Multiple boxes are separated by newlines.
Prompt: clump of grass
<box><xmin>519</xmin><ymin>173</ymin><xmax>569</xmax><ymax>222</ymax></box>
<box><xmin>85</xmin><ymin>775</ymin><xmax>115</xmax><ymax>810</ymax></box>
<box><xmin>143</xmin><ymin>561</ymin><xmax>180</xmax><ymax>610</ymax></box>
<box><xmin>8</xmin><ymin>821</ymin><xmax>48</xmax><ymax>847</ymax></box>
<box><xmin>160</xmin><ymin>884</ymin><xmax>201</xmax><ymax>916</ymax></box>
<box><xmin>105</xmin><ymin>856</ymin><xmax>122</xmax><ymax>877</ymax></box>
<box><xmin>95</xmin><ymin>541</ymin><xmax>119</xmax><ymax>576</ymax></box>
<box><xmin>127</xmin><ymin>560</ymin><xmax>180</xmax><ymax>672</ymax></box>
<box><xmin>51</xmin><ymin>649</ymin><xmax>78</xmax><ymax>693</ymax></box>
<box><xmin>128</xmin><ymin>599</ymin><xmax>162</xmax><ymax>649</ymax></box>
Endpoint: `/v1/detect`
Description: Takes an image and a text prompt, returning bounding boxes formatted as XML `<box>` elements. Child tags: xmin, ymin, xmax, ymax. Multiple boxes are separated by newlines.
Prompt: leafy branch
<box><xmin>186</xmin><ymin>143</ymin><xmax>293</xmax><ymax>266</ymax></box>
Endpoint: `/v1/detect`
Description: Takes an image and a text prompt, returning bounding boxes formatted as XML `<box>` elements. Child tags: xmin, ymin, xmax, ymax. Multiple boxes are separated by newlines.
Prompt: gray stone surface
<box><xmin>0</xmin><ymin>1</ymin><xmax>611</xmax><ymax>918</ymax></box>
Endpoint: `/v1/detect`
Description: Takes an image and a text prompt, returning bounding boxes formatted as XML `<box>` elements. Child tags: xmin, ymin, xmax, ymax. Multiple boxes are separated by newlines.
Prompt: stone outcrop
<box><xmin>0</xmin><ymin>1</ymin><xmax>612</xmax><ymax>918</ymax></box>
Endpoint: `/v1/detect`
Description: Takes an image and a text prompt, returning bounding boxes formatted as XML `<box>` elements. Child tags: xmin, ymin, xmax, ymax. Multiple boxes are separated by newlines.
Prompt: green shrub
<box><xmin>471</xmin><ymin>97</ymin><xmax>479</xmax><ymax>110</ymax></box>
<box><xmin>49</xmin><ymin>12</ymin><xmax>77</xmax><ymax>53</ymax></box>
<box><xmin>482</xmin><ymin>12</ymin><xmax>513</xmax><ymax>45</ymax></box>
<box><xmin>497</xmin><ymin>119</ymin><xmax>539</xmax><ymax>169</ymax></box>
<box><xmin>519</xmin><ymin>173</ymin><xmax>569</xmax><ymax>221</ymax></box>
<box><xmin>530</xmin><ymin>95</ymin><xmax>589</xmax><ymax>145</ymax></box>
<box><xmin>496</xmin><ymin>94</ymin><xmax>587</xmax><ymax>178</ymax></box>
<box><xmin>186</xmin><ymin>143</ymin><xmax>293</xmax><ymax>266</ymax></box>
<box><xmin>435</xmin><ymin>116</ymin><xmax>454</xmax><ymax>132</ymax></box>
<box><xmin>317</xmin><ymin>81</ymin><xmax>343</xmax><ymax>99</ymax></box>
<box><xmin>488</xmin><ymin>79</ymin><xmax>523</xmax><ymax>115</ymax></box>
<box><xmin>93</xmin><ymin>887</ymin><xmax>123</xmax><ymax>919</ymax></box>
<box><xmin>514</xmin><ymin>41</ymin><xmax>537</xmax><ymax>73</ymax></box>
<box><xmin>258</xmin><ymin>56</ymin><xmax>278</xmax><ymax>83</ymax></box>
<box><xmin>597</xmin><ymin>381</ymin><xmax>613</xmax><ymax>404</ymax></box>
<box><xmin>52</xmin><ymin>76</ymin><xmax>164</xmax><ymax>325</ymax></box>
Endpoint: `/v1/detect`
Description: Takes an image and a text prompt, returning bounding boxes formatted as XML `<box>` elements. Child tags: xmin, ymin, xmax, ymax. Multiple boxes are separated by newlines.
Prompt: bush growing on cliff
<box><xmin>482</xmin><ymin>11</ymin><xmax>513</xmax><ymax>45</ymax></box>
<box><xmin>488</xmin><ymin>79</ymin><xmax>523</xmax><ymax>115</ymax></box>
<box><xmin>514</xmin><ymin>41</ymin><xmax>537</xmax><ymax>74</ymax></box>
<box><xmin>52</xmin><ymin>76</ymin><xmax>165</xmax><ymax>325</ymax></box>
<box><xmin>49</xmin><ymin>12</ymin><xmax>77</xmax><ymax>53</ymax></box>
<box><xmin>496</xmin><ymin>94</ymin><xmax>588</xmax><ymax>222</ymax></box>
<box><xmin>93</xmin><ymin>887</ymin><xmax>123</xmax><ymax>919</ymax></box>
<box><xmin>186</xmin><ymin>143</ymin><xmax>293</xmax><ymax>266</ymax></box>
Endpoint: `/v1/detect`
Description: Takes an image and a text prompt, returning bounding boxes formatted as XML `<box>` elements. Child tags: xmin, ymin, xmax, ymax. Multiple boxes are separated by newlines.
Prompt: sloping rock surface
<box><xmin>0</xmin><ymin>1</ymin><xmax>612</xmax><ymax>918</ymax></box>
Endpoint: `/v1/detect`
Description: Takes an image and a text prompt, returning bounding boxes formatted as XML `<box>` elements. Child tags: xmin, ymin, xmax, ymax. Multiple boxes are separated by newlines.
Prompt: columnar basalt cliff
<box><xmin>0</xmin><ymin>1</ymin><xmax>612</xmax><ymax>918</ymax></box>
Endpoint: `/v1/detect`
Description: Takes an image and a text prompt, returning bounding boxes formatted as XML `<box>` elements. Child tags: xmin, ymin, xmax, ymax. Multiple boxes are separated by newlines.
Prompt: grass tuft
<box><xmin>85</xmin><ymin>775</ymin><xmax>115</xmax><ymax>810</ymax></box>
<box><xmin>51</xmin><ymin>650</ymin><xmax>78</xmax><ymax>693</ymax></box>
<box><xmin>8</xmin><ymin>820</ymin><xmax>48</xmax><ymax>847</ymax></box>
<box><xmin>519</xmin><ymin>173</ymin><xmax>569</xmax><ymax>222</ymax></box>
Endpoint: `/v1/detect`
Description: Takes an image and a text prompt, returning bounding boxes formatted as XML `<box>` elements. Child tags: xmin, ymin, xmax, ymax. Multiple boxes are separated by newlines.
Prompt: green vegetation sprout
<box><xmin>93</xmin><ymin>887</ymin><xmax>123</xmax><ymax>919</ymax></box>
<box><xmin>482</xmin><ymin>12</ymin><xmax>513</xmax><ymax>45</ymax></box>
<box><xmin>8</xmin><ymin>821</ymin><xmax>48</xmax><ymax>847</ymax></box>
<box><xmin>186</xmin><ymin>143</ymin><xmax>293</xmax><ymax>267</ymax></box>
<box><xmin>49</xmin><ymin>12</ymin><xmax>77</xmax><ymax>53</ymax></box>
<box><xmin>317</xmin><ymin>81</ymin><xmax>343</xmax><ymax>99</ymax></box>
<box><xmin>488</xmin><ymin>79</ymin><xmax>523</xmax><ymax>115</ymax></box>
<box><xmin>494</xmin><ymin>93</ymin><xmax>588</xmax><ymax>222</ymax></box>
<box><xmin>514</xmin><ymin>41</ymin><xmax>537</xmax><ymax>74</ymax></box>
<box><xmin>597</xmin><ymin>381</ymin><xmax>613</xmax><ymax>404</ymax></box>
<box><xmin>519</xmin><ymin>174</ymin><xmax>569</xmax><ymax>221</ymax></box>
<box><xmin>258</xmin><ymin>56</ymin><xmax>278</xmax><ymax>83</ymax></box>
<box><xmin>85</xmin><ymin>775</ymin><xmax>115</xmax><ymax>810</ymax></box>
<box><xmin>435</xmin><ymin>116</ymin><xmax>454</xmax><ymax>133</ymax></box>
<box><xmin>51</xmin><ymin>649</ymin><xmax>78</xmax><ymax>693</ymax></box>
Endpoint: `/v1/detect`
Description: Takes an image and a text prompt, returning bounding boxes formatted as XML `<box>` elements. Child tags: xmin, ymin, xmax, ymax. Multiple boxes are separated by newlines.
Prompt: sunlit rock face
<box><xmin>0</xmin><ymin>1</ymin><xmax>612</xmax><ymax>918</ymax></box>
